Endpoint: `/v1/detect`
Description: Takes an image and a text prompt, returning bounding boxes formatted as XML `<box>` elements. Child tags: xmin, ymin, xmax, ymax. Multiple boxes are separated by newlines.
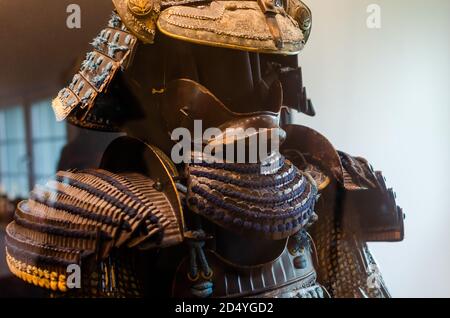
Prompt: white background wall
<box><xmin>296</xmin><ymin>0</ymin><xmax>450</xmax><ymax>298</ymax></box>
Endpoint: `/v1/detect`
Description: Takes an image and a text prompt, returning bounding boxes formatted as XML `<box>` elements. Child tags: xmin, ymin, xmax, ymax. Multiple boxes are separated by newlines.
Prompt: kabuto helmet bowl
<box><xmin>113</xmin><ymin>0</ymin><xmax>313</xmax><ymax>54</ymax></box>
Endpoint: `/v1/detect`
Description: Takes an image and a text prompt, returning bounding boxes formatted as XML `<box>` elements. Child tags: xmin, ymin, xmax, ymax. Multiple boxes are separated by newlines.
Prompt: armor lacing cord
<box><xmin>185</xmin><ymin>230</ymin><xmax>213</xmax><ymax>281</ymax></box>
<box><xmin>292</xmin><ymin>229</ymin><xmax>311</xmax><ymax>254</ymax></box>
<box><xmin>184</xmin><ymin>230</ymin><xmax>214</xmax><ymax>298</ymax></box>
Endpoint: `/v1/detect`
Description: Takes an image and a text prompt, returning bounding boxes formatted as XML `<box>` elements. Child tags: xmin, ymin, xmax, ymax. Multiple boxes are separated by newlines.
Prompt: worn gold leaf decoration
<box><xmin>128</xmin><ymin>0</ymin><xmax>153</xmax><ymax>16</ymax></box>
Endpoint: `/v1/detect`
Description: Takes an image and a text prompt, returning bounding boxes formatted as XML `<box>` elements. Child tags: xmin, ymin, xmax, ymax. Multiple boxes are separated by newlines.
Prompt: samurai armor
<box><xmin>5</xmin><ymin>0</ymin><xmax>404</xmax><ymax>299</ymax></box>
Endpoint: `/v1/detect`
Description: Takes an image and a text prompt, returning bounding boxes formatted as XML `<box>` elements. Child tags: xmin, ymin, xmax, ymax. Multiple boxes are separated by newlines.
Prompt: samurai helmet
<box><xmin>113</xmin><ymin>0</ymin><xmax>312</xmax><ymax>54</ymax></box>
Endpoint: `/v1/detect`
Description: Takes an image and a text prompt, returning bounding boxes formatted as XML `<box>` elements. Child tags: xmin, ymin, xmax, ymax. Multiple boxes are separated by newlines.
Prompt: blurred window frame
<box><xmin>0</xmin><ymin>100</ymin><xmax>67</xmax><ymax>199</ymax></box>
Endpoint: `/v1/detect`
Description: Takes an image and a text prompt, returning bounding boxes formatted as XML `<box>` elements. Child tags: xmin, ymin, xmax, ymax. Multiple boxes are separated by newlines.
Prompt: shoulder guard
<box><xmin>281</xmin><ymin>124</ymin><xmax>404</xmax><ymax>242</ymax></box>
<box><xmin>99</xmin><ymin>135</ymin><xmax>184</xmax><ymax>243</ymax></box>
<box><xmin>52</xmin><ymin>11</ymin><xmax>138</xmax><ymax>131</ymax></box>
<box><xmin>5</xmin><ymin>138</ymin><xmax>183</xmax><ymax>293</ymax></box>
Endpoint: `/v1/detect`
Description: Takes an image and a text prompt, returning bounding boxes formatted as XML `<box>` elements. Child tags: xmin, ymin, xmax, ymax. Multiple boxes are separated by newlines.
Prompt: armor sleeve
<box><xmin>282</xmin><ymin>124</ymin><xmax>404</xmax><ymax>297</ymax></box>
